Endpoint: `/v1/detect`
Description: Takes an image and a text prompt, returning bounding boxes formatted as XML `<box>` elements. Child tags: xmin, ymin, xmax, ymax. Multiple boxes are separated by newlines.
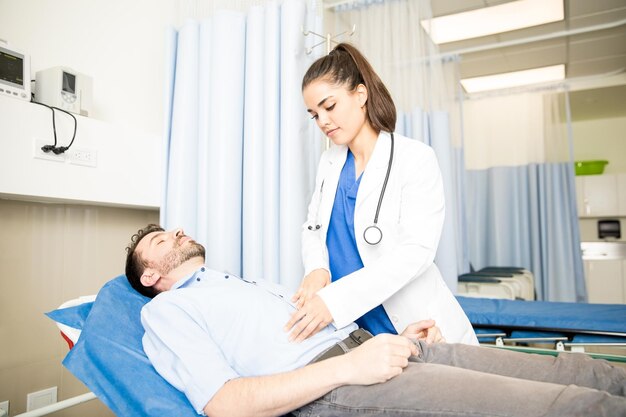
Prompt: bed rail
<box><xmin>13</xmin><ymin>392</ymin><xmax>96</xmax><ymax>417</ymax></box>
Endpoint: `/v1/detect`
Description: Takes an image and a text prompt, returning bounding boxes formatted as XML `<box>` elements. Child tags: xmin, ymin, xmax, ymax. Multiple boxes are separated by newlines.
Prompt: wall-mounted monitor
<box><xmin>0</xmin><ymin>42</ymin><xmax>31</xmax><ymax>102</ymax></box>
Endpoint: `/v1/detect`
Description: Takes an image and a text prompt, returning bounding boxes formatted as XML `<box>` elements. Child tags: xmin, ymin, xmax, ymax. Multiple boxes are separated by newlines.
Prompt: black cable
<box><xmin>30</xmin><ymin>98</ymin><xmax>78</xmax><ymax>155</ymax></box>
<box><xmin>30</xmin><ymin>100</ymin><xmax>58</xmax><ymax>151</ymax></box>
<box><xmin>50</xmin><ymin>106</ymin><xmax>77</xmax><ymax>154</ymax></box>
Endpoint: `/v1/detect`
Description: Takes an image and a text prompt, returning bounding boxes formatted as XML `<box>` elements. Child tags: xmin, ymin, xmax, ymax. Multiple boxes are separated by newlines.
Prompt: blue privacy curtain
<box><xmin>463</xmin><ymin>91</ymin><xmax>585</xmax><ymax>302</ymax></box>
<box><xmin>161</xmin><ymin>0</ymin><xmax>322</xmax><ymax>289</ymax></box>
<box><xmin>329</xmin><ymin>1</ymin><xmax>468</xmax><ymax>291</ymax></box>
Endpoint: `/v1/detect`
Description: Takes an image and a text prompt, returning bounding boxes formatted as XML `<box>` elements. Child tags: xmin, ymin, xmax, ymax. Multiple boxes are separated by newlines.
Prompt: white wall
<box><xmin>0</xmin><ymin>0</ymin><xmax>180</xmax><ymax>207</ymax></box>
<box><xmin>0</xmin><ymin>95</ymin><xmax>161</xmax><ymax>208</ymax></box>
<box><xmin>573</xmin><ymin>116</ymin><xmax>626</xmax><ymax>174</ymax></box>
<box><xmin>0</xmin><ymin>0</ymin><xmax>176</xmax><ymax>136</ymax></box>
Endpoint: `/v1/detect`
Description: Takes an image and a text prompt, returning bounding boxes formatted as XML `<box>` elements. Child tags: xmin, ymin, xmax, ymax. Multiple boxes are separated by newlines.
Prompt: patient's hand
<box><xmin>401</xmin><ymin>319</ymin><xmax>446</xmax><ymax>344</ymax></box>
<box><xmin>340</xmin><ymin>334</ymin><xmax>417</xmax><ymax>385</ymax></box>
<box><xmin>284</xmin><ymin>294</ymin><xmax>332</xmax><ymax>342</ymax></box>
<box><xmin>291</xmin><ymin>269</ymin><xmax>330</xmax><ymax>309</ymax></box>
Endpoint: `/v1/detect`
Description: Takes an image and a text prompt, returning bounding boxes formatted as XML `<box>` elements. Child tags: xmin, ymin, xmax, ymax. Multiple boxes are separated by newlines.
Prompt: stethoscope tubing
<box><xmin>363</xmin><ymin>132</ymin><xmax>394</xmax><ymax>245</ymax></box>
<box><xmin>372</xmin><ymin>132</ymin><xmax>394</xmax><ymax>226</ymax></box>
<box><xmin>308</xmin><ymin>132</ymin><xmax>395</xmax><ymax>246</ymax></box>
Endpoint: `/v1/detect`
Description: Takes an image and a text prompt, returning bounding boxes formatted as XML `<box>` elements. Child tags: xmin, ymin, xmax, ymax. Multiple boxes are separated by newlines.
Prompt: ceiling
<box><xmin>325</xmin><ymin>0</ymin><xmax>626</xmax><ymax>118</ymax></box>
<box><xmin>569</xmin><ymin>84</ymin><xmax>626</xmax><ymax>120</ymax></box>
<box><xmin>428</xmin><ymin>0</ymin><xmax>626</xmax><ymax>120</ymax></box>
<box><xmin>432</xmin><ymin>0</ymin><xmax>626</xmax><ymax>82</ymax></box>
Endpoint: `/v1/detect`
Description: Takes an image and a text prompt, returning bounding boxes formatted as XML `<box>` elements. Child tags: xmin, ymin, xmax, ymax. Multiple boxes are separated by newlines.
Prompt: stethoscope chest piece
<box><xmin>363</xmin><ymin>225</ymin><xmax>383</xmax><ymax>245</ymax></box>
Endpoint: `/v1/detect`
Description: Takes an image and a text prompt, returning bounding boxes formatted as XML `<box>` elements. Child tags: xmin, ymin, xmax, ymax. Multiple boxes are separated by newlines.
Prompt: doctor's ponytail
<box><xmin>302</xmin><ymin>43</ymin><xmax>396</xmax><ymax>134</ymax></box>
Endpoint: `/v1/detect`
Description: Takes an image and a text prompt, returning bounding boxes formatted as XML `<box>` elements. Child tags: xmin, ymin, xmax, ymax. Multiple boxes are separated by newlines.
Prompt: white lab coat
<box><xmin>302</xmin><ymin>131</ymin><xmax>478</xmax><ymax>345</ymax></box>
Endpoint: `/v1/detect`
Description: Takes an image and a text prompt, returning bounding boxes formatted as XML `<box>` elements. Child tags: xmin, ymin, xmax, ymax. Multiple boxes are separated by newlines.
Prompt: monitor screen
<box><xmin>62</xmin><ymin>71</ymin><xmax>76</xmax><ymax>94</ymax></box>
<box><xmin>0</xmin><ymin>47</ymin><xmax>24</xmax><ymax>88</ymax></box>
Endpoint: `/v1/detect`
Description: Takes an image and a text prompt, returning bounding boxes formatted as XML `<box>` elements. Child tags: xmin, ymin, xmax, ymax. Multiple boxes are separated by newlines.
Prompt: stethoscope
<box><xmin>308</xmin><ymin>132</ymin><xmax>395</xmax><ymax>246</ymax></box>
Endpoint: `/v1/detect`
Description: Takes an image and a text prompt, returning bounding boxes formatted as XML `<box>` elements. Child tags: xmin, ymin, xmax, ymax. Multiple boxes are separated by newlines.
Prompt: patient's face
<box><xmin>137</xmin><ymin>229</ymin><xmax>206</xmax><ymax>276</ymax></box>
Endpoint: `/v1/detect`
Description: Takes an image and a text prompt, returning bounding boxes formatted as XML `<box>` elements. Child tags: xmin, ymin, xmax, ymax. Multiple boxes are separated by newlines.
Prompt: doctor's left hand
<box><xmin>284</xmin><ymin>295</ymin><xmax>333</xmax><ymax>342</ymax></box>
<box><xmin>292</xmin><ymin>268</ymin><xmax>330</xmax><ymax>309</ymax></box>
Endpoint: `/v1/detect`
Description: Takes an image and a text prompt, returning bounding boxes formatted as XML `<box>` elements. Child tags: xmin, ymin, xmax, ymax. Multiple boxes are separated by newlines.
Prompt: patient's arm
<box><xmin>204</xmin><ymin>334</ymin><xmax>417</xmax><ymax>417</ymax></box>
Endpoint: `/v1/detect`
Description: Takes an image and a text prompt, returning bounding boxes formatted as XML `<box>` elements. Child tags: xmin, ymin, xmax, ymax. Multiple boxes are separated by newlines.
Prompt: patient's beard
<box><xmin>155</xmin><ymin>240</ymin><xmax>206</xmax><ymax>275</ymax></box>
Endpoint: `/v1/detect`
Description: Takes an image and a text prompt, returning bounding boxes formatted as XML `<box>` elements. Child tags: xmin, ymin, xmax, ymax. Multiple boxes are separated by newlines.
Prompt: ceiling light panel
<box><xmin>460</xmin><ymin>64</ymin><xmax>565</xmax><ymax>93</ymax></box>
<box><xmin>422</xmin><ymin>0</ymin><xmax>564</xmax><ymax>44</ymax></box>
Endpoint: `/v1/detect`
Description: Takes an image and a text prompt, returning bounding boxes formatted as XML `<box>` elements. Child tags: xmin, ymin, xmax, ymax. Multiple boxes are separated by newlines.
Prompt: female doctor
<box><xmin>285</xmin><ymin>43</ymin><xmax>477</xmax><ymax>345</ymax></box>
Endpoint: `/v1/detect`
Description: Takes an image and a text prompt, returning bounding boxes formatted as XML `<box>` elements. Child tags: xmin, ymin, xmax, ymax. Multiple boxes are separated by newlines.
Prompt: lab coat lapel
<box><xmin>356</xmin><ymin>132</ymin><xmax>391</xmax><ymax>212</ymax></box>
<box><xmin>319</xmin><ymin>145</ymin><xmax>348</xmax><ymax>227</ymax></box>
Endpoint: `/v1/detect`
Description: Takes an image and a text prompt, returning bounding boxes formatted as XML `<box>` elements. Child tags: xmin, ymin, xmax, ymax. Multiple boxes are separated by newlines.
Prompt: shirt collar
<box><xmin>171</xmin><ymin>266</ymin><xmax>209</xmax><ymax>290</ymax></box>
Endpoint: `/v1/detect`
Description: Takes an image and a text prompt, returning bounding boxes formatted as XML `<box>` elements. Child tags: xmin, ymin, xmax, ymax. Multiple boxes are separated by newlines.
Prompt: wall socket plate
<box><xmin>32</xmin><ymin>139</ymin><xmax>97</xmax><ymax>167</ymax></box>
<box><xmin>26</xmin><ymin>387</ymin><xmax>57</xmax><ymax>411</ymax></box>
<box><xmin>69</xmin><ymin>147</ymin><xmax>97</xmax><ymax>167</ymax></box>
<box><xmin>0</xmin><ymin>400</ymin><xmax>9</xmax><ymax>417</ymax></box>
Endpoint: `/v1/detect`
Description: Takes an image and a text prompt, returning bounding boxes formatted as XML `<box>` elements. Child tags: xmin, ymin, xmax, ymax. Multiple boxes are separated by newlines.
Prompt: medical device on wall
<box><xmin>0</xmin><ymin>40</ymin><xmax>31</xmax><ymax>101</ymax></box>
<box><xmin>35</xmin><ymin>66</ymin><xmax>93</xmax><ymax>116</ymax></box>
<box><xmin>308</xmin><ymin>133</ymin><xmax>395</xmax><ymax>246</ymax></box>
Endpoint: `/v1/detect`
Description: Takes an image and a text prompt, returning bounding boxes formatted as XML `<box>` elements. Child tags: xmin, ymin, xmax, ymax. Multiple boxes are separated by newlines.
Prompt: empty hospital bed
<box><xmin>456</xmin><ymin>295</ymin><xmax>626</xmax><ymax>362</ymax></box>
<box><xmin>458</xmin><ymin>266</ymin><xmax>536</xmax><ymax>301</ymax></box>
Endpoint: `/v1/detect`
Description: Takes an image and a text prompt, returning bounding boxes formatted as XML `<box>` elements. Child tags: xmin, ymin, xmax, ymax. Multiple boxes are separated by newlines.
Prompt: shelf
<box><xmin>0</xmin><ymin>95</ymin><xmax>161</xmax><ymax>209</ymax></box>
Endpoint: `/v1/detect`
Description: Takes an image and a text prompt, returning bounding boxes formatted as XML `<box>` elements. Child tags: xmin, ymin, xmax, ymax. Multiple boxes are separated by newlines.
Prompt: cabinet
<box><xmin>582</xmin><ymin>242</ymin><xmax>626</xmax><ymax>304</ymax></box>
<box><xmin>618</xmin><ymin>174</ymin><xmax>626</xmax><ymax>214</ymax></box>
<box><xmin>576</xmin><ymin>174</ymin><xmax>626</xmax><ymax>217</ymax></box>
<box><xmin>583</xmin><ymin>259</ymin><xmax>625</xmax><ymax>303</ymax></box>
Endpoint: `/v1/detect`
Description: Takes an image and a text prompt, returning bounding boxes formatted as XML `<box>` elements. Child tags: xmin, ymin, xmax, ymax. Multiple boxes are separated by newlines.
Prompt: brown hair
<box><xmin>125</xmin><ymin>224</ymin><xmax>164</xmax><ymax>298</ymax></box>
<box><xmin>302</xmin><ymin>42</ymin><xmax>396</xmax><ymax>133</ymax></box>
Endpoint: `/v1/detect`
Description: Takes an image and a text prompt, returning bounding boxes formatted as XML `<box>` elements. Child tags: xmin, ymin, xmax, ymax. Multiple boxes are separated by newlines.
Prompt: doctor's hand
<box><xmin>401</xmin><ymin>319</ymin><xmax>446</xmax><ymax>344</ymax></box>
<box><xmin>284</xmin><ymin>294</ymin><xmax>333</xmax><ymax>342</ymax></box>
<box><xmin>291</xmin><ymin>269</ymin><xmax>330</xmax><ymax>309</ymax></box>
<box><xmin>339</xmin><ymin>334</ymin><xmax>417</xmax><ymax>386</ymax></box>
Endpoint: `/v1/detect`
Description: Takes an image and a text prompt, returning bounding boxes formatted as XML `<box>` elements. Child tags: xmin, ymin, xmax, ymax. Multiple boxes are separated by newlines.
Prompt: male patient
<box><xmin>126</xmin><ymin>224</ymin><xmax>626</xmax><ymax>417</ymax></box>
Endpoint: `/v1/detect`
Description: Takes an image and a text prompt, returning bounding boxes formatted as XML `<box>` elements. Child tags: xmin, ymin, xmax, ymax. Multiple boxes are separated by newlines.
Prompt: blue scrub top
<box><xmin>326</xmin><ymin>151</ymin><xmax>396</xmax><ymax>335</ymax></box>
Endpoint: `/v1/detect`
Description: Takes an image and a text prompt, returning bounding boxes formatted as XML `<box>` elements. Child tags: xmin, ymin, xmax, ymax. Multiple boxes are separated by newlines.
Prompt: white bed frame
<box><xmin>11</xmin><ymin>393</ymin><xmax>96</xmax><ymax>417</ymax></box>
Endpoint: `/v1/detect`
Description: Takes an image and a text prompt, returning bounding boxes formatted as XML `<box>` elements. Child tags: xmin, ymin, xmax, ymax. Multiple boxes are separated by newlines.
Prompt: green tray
<box><xmin>574</xmin><ymin>160</ymin><xmax>608</xmax><ymax>176</ymax></box>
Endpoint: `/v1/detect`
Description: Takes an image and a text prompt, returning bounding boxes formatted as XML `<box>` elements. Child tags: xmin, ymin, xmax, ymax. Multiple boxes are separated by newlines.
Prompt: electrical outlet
<box><xmin>0</xmin><ymin>400</ymin><xmax>9</xmax><ymax>417</ymax></box>
<box><xmin>69</xmin><ymin>148</ymin><xmax>97</xmax><ymax>167</ymax></box>
<box><xmin>26</xmin><ymin>387</ymin><xmax>57</xmax><ymax>411</ymax></box>
<box><xmin>33</xmin><ymin>139</ymin><xmax>66</xmax><ymax>163</ymax></box>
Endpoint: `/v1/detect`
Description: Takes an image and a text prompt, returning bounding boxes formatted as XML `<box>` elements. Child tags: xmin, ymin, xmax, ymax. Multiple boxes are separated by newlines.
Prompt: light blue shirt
<box><xmin>141</xmin><ymin>267</ymin><xmax>357</xmax><ymax>414</ymax></box>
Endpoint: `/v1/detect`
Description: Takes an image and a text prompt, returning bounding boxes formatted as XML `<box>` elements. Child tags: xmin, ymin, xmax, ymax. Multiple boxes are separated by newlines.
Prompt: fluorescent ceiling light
<box><xmin>421</xmin><ymin>0</ymin><xmax>564</xmax><ymax>44</ymax></box>
<box><xmin>460</xmin><ymin>64</ymin><xmax>565</xmax><ymax>93</ymax></box>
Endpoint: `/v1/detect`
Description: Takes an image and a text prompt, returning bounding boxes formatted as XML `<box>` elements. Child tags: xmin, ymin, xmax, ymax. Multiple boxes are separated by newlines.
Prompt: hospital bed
<box><xmin>43</xmin><ymin>276</ymin><xmax>199</xmax><ymax>417</ymax></box>
<box><xmin>39</xmin><ymin>275</ymin><xmax>626</xmax><ymax>416</ymax></box>
<box><xmin>457</xmin><ymin>266</ymin><xmax>535</xmax><ymax>300</ymax></box>
<box><xmin>456</xmin><ymin>295</ymin><xmax>626</xmax><ymax>362</ymax></box>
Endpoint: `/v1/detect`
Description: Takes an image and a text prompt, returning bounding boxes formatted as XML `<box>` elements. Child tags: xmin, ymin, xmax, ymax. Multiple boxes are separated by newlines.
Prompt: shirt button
<box><xmin>224</xmin><ymin>275</ymin><xmax>229</xmax><ymax>279</ymax></box>
<box><xmin>391</xmin><ymin>315</ymin><xmax>399</xmax><ymax>323</ymax></box>
<box><xmin>196</xmin><ymin>277</ymin><xmax>201</xmax><ymax>281</ymax></box>
<box><xmin>201</xmin><ymin>267</ymin><xmax>206</xmax><ymax>272</ymax></box>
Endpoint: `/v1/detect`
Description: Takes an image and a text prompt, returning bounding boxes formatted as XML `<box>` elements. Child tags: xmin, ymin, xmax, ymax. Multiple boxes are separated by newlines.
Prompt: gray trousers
<box><xmin>293</xmin><ymin>342</ymin><xmax>626</xmax><ymax>417</ymax></box>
